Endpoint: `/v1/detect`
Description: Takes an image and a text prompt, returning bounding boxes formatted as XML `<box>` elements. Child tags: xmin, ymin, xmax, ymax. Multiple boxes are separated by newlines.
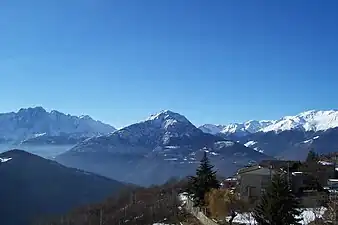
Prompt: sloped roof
<box><xmin>259</xmin><ymin>159</ymin><xmax>299</xmax><ymax>169</ymax></box>
<box><xmin>237</xmin><ymin>165</ymin><xmax>262</xmax><ymax>174</ymax></box>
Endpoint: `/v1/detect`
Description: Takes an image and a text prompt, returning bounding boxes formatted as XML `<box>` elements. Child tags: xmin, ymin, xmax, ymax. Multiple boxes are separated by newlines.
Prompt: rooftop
<box><xmin>237</xmin><ymin>165</ymin><xmax>260</xmax><ymax>174</ymax></box>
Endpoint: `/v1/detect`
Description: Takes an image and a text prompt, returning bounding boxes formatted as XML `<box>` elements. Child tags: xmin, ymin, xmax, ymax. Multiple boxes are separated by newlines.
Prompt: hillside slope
<box><xmin>0</xmin><ymin>150</ymin><xmax>126</xmax><ymax>225</ymax></box>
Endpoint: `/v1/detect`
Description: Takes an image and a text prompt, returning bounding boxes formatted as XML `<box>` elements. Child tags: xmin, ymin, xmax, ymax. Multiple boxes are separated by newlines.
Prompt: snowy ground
<box><xmin>153</xmin><ymin>223</ymin><xmax>174</xmax><ymax>225</ymax></box>
<box><xmin>179</xmin><ymin>192</ymin><xmax>327</xmax><ymax>225</ymax></box>
<box><xmin>226</xmin><ymin>207</ymin><xmax>327</xmax><ymax>225</ymax></box>
<box><xmin>178</xmin><ymin>192</ymin><xmax>188</xmax><ymax>204</ymax></box>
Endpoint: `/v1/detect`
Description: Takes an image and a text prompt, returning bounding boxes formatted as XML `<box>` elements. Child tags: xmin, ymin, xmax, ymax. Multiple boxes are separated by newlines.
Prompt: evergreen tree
<box><xmin>187</xmin><ymin>151</ymin><xmax>220</xmax><ymax>207</ymax></box>
<box><xmin>253</xmin><ymin>172</ymin><xmax>302</xmax><ymax>225</ymax></box>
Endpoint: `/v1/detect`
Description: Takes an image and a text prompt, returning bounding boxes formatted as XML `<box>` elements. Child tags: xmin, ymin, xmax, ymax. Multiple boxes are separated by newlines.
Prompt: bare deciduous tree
<box><xmin>205</xmin><ymin>188</ymin><xmax>247</xmax><ymax>225</ymax></box>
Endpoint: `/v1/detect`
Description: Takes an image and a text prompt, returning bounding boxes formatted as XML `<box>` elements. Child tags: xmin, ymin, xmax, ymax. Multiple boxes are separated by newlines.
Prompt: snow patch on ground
<box><xmin>34</xmin><ymin>132</ymin><xmax>47</xmax><ymax>137</ymax></box>
<box><xmin>300</xmin><ymin>207</ymin><xmax>327</xmax><ymax>224</ymax></box>
<box><xmin>164</xmin><ymin>146</ymin><xmax>180</xmax><ymax>149</ymax></box>
<box><xmin>178</xmin><ymin>192</ymin><xmax>188</xmax><ymax>205</ymax></box>
<box><xmin>153</xmin><ymin>223</ymin><xmax>173</xmax><ymax>225</ymax></box>
<box><xmin>164</xmin><ymin>158</ymin><xmax>178</xmax><ymax>161</ymax></box>
<box><xmin>253</xmin><ymin>147</ymin><xmax>264</xmax><ymax>153</ymax></box>
<box><xmin>209</xmin><ymin>151</ymin><xmax>220</xmax><ymax>156</ymax></box>
<box><xmin>244</xmin><ymin>141</ymin><xmax>257</xmax><ymax>147</ymax></box>
<box><xmin>214</xmin><ymin>141</ymin><xmax>234</xmax><ymax>149</ymax></box>
<box><xmin>226</xmin><ymin>208</ymin><xmax>326</xmax><ymax>225</ymax></box>
<box><xmin>0</xmin><ymin>157</ymin><xmax>12</xmax><ymax>163</ymax></box>
<box><xmin>318</xmin><ymin>161</ymin><xmax>334</xmax><ymax>166</ymax></box>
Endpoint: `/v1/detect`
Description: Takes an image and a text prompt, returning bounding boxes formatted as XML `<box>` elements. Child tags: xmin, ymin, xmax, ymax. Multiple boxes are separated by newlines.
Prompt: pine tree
<box><xmin>187</xmin><ymin>151</ymin><xmax>220</xmax><ymax>207</ymax></box>
<box><xmin>253</xmin><ymin>172</ymin><xmax>302</xmax><ymax>225</ymax></box>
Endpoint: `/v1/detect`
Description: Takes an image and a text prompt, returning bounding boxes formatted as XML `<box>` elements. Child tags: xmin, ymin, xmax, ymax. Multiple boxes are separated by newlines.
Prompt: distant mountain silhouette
<box><xmin>0</xmin><ymin>150</ymin><xmax>126</xmax><ymax>225</ymax></box>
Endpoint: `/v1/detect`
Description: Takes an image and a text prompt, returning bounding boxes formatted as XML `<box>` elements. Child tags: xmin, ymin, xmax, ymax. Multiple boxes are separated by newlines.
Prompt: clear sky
<box><xmin>1</xmin><ymin>0</ymin><xmax>338</xmax><ymax>128</ymax></box>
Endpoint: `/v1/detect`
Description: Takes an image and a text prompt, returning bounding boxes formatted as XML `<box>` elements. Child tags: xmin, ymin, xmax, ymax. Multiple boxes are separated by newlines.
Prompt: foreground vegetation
<box><xmin>35</xmin><ymin>178</ymin><xmax>201</xmax><ymax>225</ymax></box>
<box><xmin>185</xmin><ymin>150</ymin><xmax>338</xmax><ymax>225</ymax></box>
<box><xmin>36</xmin><ymin>150</ymin><xmax>338</xmax><ymax>225</ymax></box>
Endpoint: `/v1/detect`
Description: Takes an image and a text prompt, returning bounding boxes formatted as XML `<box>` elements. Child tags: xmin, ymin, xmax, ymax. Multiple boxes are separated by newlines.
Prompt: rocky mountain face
<box><xmin>0</xmin><ymin>150</ymin><xmax>126</xmax><ymax>225</ymax></box>
<box><xmin>0</xmin><ymin>107</ymin><xmax>116</xmax><ymax>145</ymax></box>
<box><xmin>56</xmin><ymin>110</ymin><xmax>271</xmax><ymax>186</ymax></box>
<box><xmin>199</xmin><ymin>110</ymin><xmax>338</xmax><ymax>160</ymax></box>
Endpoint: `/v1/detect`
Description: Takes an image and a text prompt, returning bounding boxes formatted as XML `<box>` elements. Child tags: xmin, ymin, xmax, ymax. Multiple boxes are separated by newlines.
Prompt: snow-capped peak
<box><xmin>262</xmin><ymin>109</ymin><xmax>338</xmax><ymax>132</ymax></box>
<box><xmin>200</xmin><ymin>109</ymin><xmax>338</xmax><ymax>135</ymax></box>
<box><xmin>199</xmin><ymin>120</ymin><xmax>274</xmax><ymax>136</ymax></box>
<box><xmin>199</xmin><ymin>124</ymin><xmax>224</xmax><ymax>135</ymax></box>
<box><xmin>219</xmin><ymin>120</ymin><xmax>275</xmax><ymax>135</ymax></box>
<box><xmin>79</xmin><ymin>115</ymin><xmax>93</xmax><ymax>120</ymax></box>
<box><xmin>243</xmin><ymin>120</ymin><xmax>274</xmax><ymax>133</ymax></box>
<box><xmin>0</xmin><ymin>107</ymin><xmax>116</xmax><ymax>142</ymax></box>
<box><xmin>144</xmin><ymin>110</ymin><xmax>192</xmax><ymax>129</ymax></box>
<box><xmin>146</xmin><ymin>110</ymin><xmax>189</xmax><ymax>122</ymax></box>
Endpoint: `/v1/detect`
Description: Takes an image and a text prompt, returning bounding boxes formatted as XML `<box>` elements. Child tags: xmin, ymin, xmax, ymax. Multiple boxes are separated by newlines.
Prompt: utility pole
<box><xmin>99</xmin><ymin>208</ymin><xmax>103</xmax><ymax>225</ymax></box>
<box><xmin>334</xmin><ymin>155</ymin><xmax>337</xmax><ymax>178</ymax></box>
<box><xmin>269</xmin><ymin>164</ymin><xmax>273</xmax><ymax>185</ymax></box>
<box><xmin>131</xmin><ymin>191</ymin><xmax>136</xmax><ymax>204</ymax></box>
<box><xmin>287</xmin><ymin>161</ymin><xmax>290</xmax><ymax>188</ymax></box>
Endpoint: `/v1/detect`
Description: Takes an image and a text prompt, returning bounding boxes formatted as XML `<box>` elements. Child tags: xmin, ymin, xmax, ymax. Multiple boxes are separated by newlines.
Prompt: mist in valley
<box><xmin>0</xmin><ymin>144</ymin><xmax>74</xmax><ymax>159</ymax></box>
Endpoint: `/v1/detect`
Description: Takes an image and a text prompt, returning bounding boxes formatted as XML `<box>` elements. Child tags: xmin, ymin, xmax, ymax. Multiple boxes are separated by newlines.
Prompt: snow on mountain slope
<box><xmin>199</xmin><ymin>124</ymin><xmax>225</xmax><ymax>134</ymax></box>
<box><xmin>0</xmin><ymin>157</ymin><xmax>12</xmax><ymax>163</ymax></box>
<box><xmin>199</xmin><ymin>120</ymin><xmax>274</xmax><ymax>136</ymax></box>
<box><xmin>72</xmin><ymin>109</ymin><xmax>207</xmax><ymax>152</ymax></box>
<box><xmin>243</xmin><ymin>120</ymin><xmax>275</xmax><ymax>133</ymax></box>
<box><xmin>0</xmin><ymin>107</ymin><xmax>116</xmax><ymax>142</ymax></box>
<box><xmin>200</xmin><ymin>110</ymin><xmax>338</xmax><ymax>135</ymax></box>
<box><xmin>244</xmin><ymin>140</ymin><xmax>257</xmax><ymax>147</ymax></box>
<box><xmin>58</xmin><ymin>110</ymin><xmax>270</xmax><ymax>185</ymax></box>
<box><xmin>146</xmin><ymin>110</ymin><xmax>190</xmax><ymax>125</ymax></box>
<box><xmin>262</xmin><ymin>110</ymin><xmax>338</xmax><ymax>132</ymax></box>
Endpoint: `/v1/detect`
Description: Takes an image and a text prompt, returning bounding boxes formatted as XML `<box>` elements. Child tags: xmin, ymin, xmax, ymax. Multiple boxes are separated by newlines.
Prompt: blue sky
<box><xmin>1</xmin><ymin>0</ymin><xmax>338</xmax><ymax>128</ymax></box>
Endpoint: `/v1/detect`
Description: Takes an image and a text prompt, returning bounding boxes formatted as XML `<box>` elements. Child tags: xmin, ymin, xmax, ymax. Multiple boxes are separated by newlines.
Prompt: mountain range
<box><xmin>0</xmin><ymin>107</ymin><xmax>116</xmax><ymax>145</ymax></box>
<box><xmin>0</xmin><ymin>149</ymin><xmax>126</xmax><ymax>225</ymax></box>
<box><xmin>56</xmin><ymin>110</ymin><xmax>270</xmax><ymax>186</ymax></box>
<box><xmin>200</xmin><ymin>110</ymin><xmax>338</xmax><ymax>135</ymax></box>
<box><xmin>199</xmin><ymin>110</ymin><xmax>338</xmax><ymax>159</ymax></box>
<box><xmin>2</xmin><ymin>107</ymin><xmax>338</xmax><ymax>186</ymax></box>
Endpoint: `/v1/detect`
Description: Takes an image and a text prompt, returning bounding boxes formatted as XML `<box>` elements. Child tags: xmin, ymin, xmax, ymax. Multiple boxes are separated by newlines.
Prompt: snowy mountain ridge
<box><xmin>199</xmin><ymin>109</ymin><xmax>338</xmax><ymax>135</ymax></box>
<box><xmin>58</xmin><ymin>109</ymin><xmax>270</xmax><ymax>185</ymax></box>
<box><xmin>199</xmin><ymin>120</ymin><xmax>275</xmax><ymax>136</ymax></box>
<box><xmin>0</xmin><ymin>106</ymin><xmax>116</xmax><ymax>142</ymax></box>
<box><xmin>261</xmin><ymin>110</ymin><xmax>338</xmax><ymax>132</ymax></box>
<box><xmin>143</xmin><ymin>110</ymin><xmax>193</xmax><ymax>129</ymax></box>
<box><xmin>82</xmin><ymin>109</ymin><xmax>203</xmax><ymax>149</ymax></box>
